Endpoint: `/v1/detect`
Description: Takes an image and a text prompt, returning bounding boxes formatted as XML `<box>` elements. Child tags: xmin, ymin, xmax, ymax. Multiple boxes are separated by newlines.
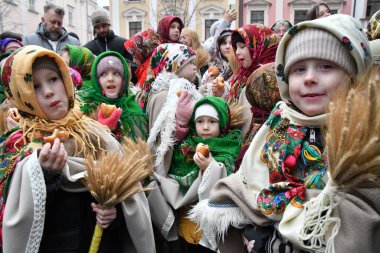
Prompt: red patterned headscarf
<box><xmin>124</xmin><ymin>29</ymin><xmax>160</xmax><ymax>88</ymax></box>
<box><xmin>228</xmin><ymin>24</ymin><xmax>279</xmax><ymax>102</ymax></box>
<box><xmin>157</xmin><ymin>16</ymin><xmax>184</xmax><ymax>43</ymax></box>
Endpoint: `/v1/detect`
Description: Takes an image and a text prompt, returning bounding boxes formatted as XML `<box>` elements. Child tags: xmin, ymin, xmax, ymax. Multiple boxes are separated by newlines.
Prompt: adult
<box><xmin>306</xmin><ymin>1</ymin><xmax>331</xmax><ymax>20</ymax></box>
<box><xmin>84</xmin><ymin>8</ymin><xmax>136</xmax><ymax>83</ymax></box>
<box><xmin>23</xmin><ymin>4</ymin><xmax>80</xmax><ymax>53</ymax></box>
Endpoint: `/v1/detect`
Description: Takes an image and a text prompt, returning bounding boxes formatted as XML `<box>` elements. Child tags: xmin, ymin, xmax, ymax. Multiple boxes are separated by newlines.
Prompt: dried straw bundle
<box><xmin>229</xmin><ymin>102</ymin><xmax>247</xmax><ymax>128</ymax></box>
<box><xmin>84</xmin><ymin>138</ymin><xmax>154</xmax><ymax>208</ymax></box>
<box><xmin>326</xmin><ymin>81</ymin><xmax>380</xmax><ymax>188</ymax></box>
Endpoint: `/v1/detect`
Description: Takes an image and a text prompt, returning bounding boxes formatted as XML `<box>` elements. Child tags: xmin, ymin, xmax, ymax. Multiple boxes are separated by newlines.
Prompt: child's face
<box><xmin>288</xmin><ymin>59</ymin><xmax>348</xmax><ymax>117</ymax></box>
<box><xmin>236</xmin><ymin>42</ymin><xmax>253</xmax><ymax>69</ymax></box>
<box><xmin>195</xmin><ymin>116</ymin><xmax>220</xmax><ymax>139</ymax></box>
<box><xmin>169</xmin><ymin>21</ymin><xmax>181</xmax><ymax>41</ymax></box>
<box><xmin>33</xmin><ymin>68</ymin><xmax>69</xmax><ymax>120</ymax></box>
<box><xmin>98</xmin><ymin>69</ymin><xmax>123</xmax><ymax>99</ymax></box>
<box><xmin>60</xmin><ymin>50</ymin><xmax>70</xmax><ymax>65</ymax></box>
<box><xmin>274</xmin><ymin>25</ymin><xmax>288</xmax><ymax>39</ymax></box>
<box><xmin>179</xmin><ymin>34</ymin><xmax>192</xmax><ymax>47</ymax></box>
<box><xmin>176</xmin><ymin>60</ymin><xmax>197</xmax><ymax>82</ymax></box>
<box><xmin>318</xmin><ymin>5</ymin><xmax>331</xmax><ymax>18</ymax></box>
<box><xmin>220</xmin><ymin>36</ymin><xmax>232</xmax><ymax>60</ymax></box>
<box><xmin>133</xmin><ymin>57</ymin><xmax>142</xmax><ymax>67</ymax></box>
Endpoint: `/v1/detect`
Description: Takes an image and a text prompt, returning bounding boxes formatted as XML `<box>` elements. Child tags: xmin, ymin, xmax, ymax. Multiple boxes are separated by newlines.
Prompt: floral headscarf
<box><xmin>64</xmin><ymin>45</ymin><xmax>95</xmax><ymax>81</ymax></box>
<box><xmin>210</xmin><ymin>29</ymin><xmax>233</xmax><ymax>77</ymax></box>
<box><xmin>0</xmin><ymin>46</ymin><xmax>108</xmax><ymax>238</ymax></box>
<box><xmin>124</xmin><ymin>29</ymin><xmax>160</xmax><ymax>88</ymax></box>
<box><xmin>367</xmin><ymin>10</ymin><xmax>380</xmax><ymax>41</ymax></box>
<box><xmin>228</xmin><ymin>24</ymin><xmax>279</xmax><ymax>102</ymax></box>
<box><xmin>141</xmin><ymin>43</ymin><xmax>196</xmax><ymax>108</ymax></box>
<box><xmin>78</xmin><ymin>51</ymin><xmax>147</xmax><ymax>141</ymax></box>
<box><xmin>157</xmin><ymin>15</ymin><xmax>184</xmax><ymax>43</ymax></box>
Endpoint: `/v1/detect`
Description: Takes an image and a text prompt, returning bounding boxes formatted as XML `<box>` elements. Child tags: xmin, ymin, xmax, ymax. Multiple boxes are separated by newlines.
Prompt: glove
<box><xmin>175</xmin><ymin>90</ymin><xmax>194</xmax><ymax>126</ymax></box>
<box><xmin>98</xmin><ymin>107</ymin><xmax>122</xmax><ymax>130</ymax></box>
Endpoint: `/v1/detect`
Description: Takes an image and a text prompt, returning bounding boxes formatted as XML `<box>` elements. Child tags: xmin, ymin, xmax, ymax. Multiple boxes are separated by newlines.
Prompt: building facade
<box><xmin>110</xmin><ymin>0</ymin><xmax>231</xmax><ymax>41</ymax></box>
<box><xmin>109</xmin><ymin>0</ymin><xmax>376</xmax><ymax>42</ymax></box>
<box><xmin>1</xmin><ymin>0</ymin><xmax>98</xmax><ymax>44</ymax></box>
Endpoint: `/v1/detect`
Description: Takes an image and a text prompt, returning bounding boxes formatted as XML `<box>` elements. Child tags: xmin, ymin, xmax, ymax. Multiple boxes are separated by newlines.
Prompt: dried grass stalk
<box><xmin>84</xmin><ymin>138</ymin><xmax>154</xmax><ymax>208</ymax></box>
<box><xmin>326</xmin><ymin>81</ymin><xmax>380</xmax><ymax>188</ymax></box>
<box><xmin>229</xmin><ymin>102</ymin><xmax>247</xmax><ymax>128</ymax></box>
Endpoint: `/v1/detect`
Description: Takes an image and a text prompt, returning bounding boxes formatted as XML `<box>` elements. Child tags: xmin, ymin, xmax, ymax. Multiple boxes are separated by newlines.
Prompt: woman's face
<box><xmin>220</xmin><ymin>35</ymin><xmax>232</xmax><ymax>60</ymax></box>
<box><xmin>318</xmin><ymin>5</ymin><xmax>331</xmax><ymax>18</ymax></box>
<box><xmin>180</xmin><ymin>34</ymin><xmax>192</xmax><ymax>47</ymax></box>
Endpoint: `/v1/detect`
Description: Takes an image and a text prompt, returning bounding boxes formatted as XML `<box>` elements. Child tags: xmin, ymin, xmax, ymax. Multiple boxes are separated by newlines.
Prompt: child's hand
<box><xmin>193</xmin><ymin>151</ymin><xmax>213</xmax><ymax>172</ymax></box>
<box><xmin>91</xmin><ymin>203</ymin><xmax>117</xmax><ymax>229</ymax></box>
<box><xmin>6</xmin><ymin>115</ymin><xmax>19</xmax><ymax>130</ymax></box>
<box><xmin>224</xmin><ymin>9</ymin><xmax>237</xmax><ymax>23</ymax></box>
<box><xmin>39</xmin><ymin>138</ymin><xmax>67</xmax><ymax>178</ymax></box>
<box><xmin>212</xmin><ymin>79</ymin><xmax>225</xmax><ymax>97</ymax></box>
<box><xmin>98</xmin><ymin>108</ymin><xmax>122</xmax><ymax>130</ymax></box>
<box><xmin>176</xmin><ymin>90</ymin><xmax>194</xmax><ymax>126</ymax></box>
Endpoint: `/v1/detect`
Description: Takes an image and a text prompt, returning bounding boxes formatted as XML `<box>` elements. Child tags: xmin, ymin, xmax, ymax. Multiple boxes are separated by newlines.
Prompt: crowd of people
<box><xmin>0</xmin><ymin>1</ymin><xmax>379</xmax><ymax>253</ymax></box>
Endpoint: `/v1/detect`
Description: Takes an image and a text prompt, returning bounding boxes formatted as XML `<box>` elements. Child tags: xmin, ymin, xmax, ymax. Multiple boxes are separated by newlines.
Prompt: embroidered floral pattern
<box><xmin>342</xmin><ymin>36</ymin><xmax>353</xmax><ymax>51</ymax></box>
<box><xmin>257</xmin><ymin>104</ymin><xmax>327</xmax><ymax>216</ymax></box>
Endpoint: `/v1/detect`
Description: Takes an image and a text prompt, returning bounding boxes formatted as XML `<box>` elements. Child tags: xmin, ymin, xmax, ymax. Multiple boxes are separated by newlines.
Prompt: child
<box><xmin>200</xmin><ymin>29</ymin><xmax>233</xmax><ymax>97</ymax></box>
<box><xmin>149</xmin><ymin>97</ymin><xmax>241</xmax><ymax>250</ymax></box>
<box><xmin>0</xmin><ymin>45</ymin><xmax>155</xmax><ymax>252</ymax></box>
<box><xmin>60</xmin><ymin>44</ymin><xmax>95</xmax><ymax>85</ymax></box>
<box><xmin>189</xmin><ymin>14</ymin><xmax>372</xmax><ymax>252</ymax></box>
<box><xmin>157</xmin><ymin>15</ymin><xmax>184</xmax><ymax>43</ymax></box>
<box><xmin>271</xmin><ymin>20</ymin><xmax>293</xmax><ymax>40</ymax></box>
<box><xmin>78</xmin><ymin>51</ymin><xmax>148</xmax><ymax>141</ymax></box>
<box><xmin>214</xmin><ymin>24</ymin><xmax>279</xmax><ymax>136</ymax></box>
<box><xmin>124</xmin><ymin>29</ymin><xmax>160</xmax><ymax>91</ymax></box>
<box><xmin>145</xmin><ymin>43</ymin><xmax>203</xmax><ymax>175</ymax></box>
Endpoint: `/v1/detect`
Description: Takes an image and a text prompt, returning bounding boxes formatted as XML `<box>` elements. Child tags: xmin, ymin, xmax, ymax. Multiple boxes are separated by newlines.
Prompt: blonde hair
<box><xmin>181</xmin><ymin>28</ymin><xmax>203</xmax><ymax>50</ymax></box>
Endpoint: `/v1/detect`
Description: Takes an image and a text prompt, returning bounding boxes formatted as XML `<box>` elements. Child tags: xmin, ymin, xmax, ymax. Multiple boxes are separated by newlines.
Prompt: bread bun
<box><xmin>8</xmin><ymin>109</ymin><xmax>20</xmax><ymax>122</ymax></box>
<box><xmin>208</xmin><ymin>66</ymin><xmax>220</xmax><ymax>77</ymax></box>
<box><xmin>43</xmin><ymin>129</ymin><xmax>70</xmax><ymax>145</ymax></box>
<box><xmin>176</xmin><ymin>90</ymin><xmax>182</xmax><ymax>97</ymax></box>
<box><xmin>196</xmin><ymin>143</ymin><xmax>210</xmax><ymax>157</ymax></box>
<box><xmin>216</xmin><ymin>76</ymin><xmax>225</xmax><ymax>89</ymax></box>
<box><xmin>100</xmin><ymin>103</ymin><xmax>117</xmax><ymax>118</ymax></box>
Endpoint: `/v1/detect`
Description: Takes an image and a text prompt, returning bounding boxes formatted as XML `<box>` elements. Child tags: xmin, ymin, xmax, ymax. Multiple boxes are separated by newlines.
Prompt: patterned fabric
<box><xmin>210</xmin><ymin>29</ymin><xmax>233</xmax><ymax>79</ymax></box>
<box><xmin>124</xmin><ymin>29</ymin><xmax>160</xmax><ymax>63</ymax></box>
<box><xmin>142</xmin><ymin>43</ymin><xmax>196</xmax><ymax>109</ymax></box>
<box><xmin>169</xmin><ymin>97</ymin><xmax>242</xmax><ymax>193</ymax></box>
<box><xmin>256</xmin><ymin>104</ymin><xmax>327</xmax><ymax>216</ymax></box>
<box><xmin>124</xmin><ymin>29</ymin><xmax>160</xmax><ymax>89</ymax></box>
<box><xmin>0</xmin><ymin>38</ymin><xmax>22</xmax><ymax>53</ymax></box>
<box><xmin>367</xmin><ymin>10</ymin><xmax>380</xmax><ymax>40</ymax></box>
<box><xmin>244</xmin><ymin>62</ymin><xmax>281</xmax><ymax>144</ymax></box>
<box><xmin>0</xmin><ymin>45</ymin><xmax>107</xmax><ymax>243</ymax></box>
<box><xmin>276</xmin><ymin>14</ymin><xmax>372</xmax><ymax>103</ymax></box>
<box><xmin>69</xmin><ymin>67</ymin><xmax>83</xmax><ymax>90</ymax></box>
<box><xmin>64</xmin><ymin>45</ymin><xmax>95</xmax><ymax>81</ymax></box>
<box><xmin>78</xmin><ymin>50</ymin><xmax>147</xmax><ymax>141</ymax></box>
<box><xmin>157</xmin><ymin>16</ymin><xmax>184</xmax><ymax>43</ymax></box>
<box><xmin>228</xmin><ymin>24</ymin><xmax>279</xmax><ymax>102</ymax></box>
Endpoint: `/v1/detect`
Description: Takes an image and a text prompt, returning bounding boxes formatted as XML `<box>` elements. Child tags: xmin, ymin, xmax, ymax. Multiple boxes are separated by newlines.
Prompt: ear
<box><xmin>41</xmin><ymin>16</ymin><xmax>45</xmax><ymax>23</ymax></box>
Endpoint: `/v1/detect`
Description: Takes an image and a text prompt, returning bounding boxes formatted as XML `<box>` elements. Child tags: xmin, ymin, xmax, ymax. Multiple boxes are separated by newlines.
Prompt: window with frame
<box><xmin>330</xmin><ymin>9</ymin><xmax>338</xmax><ymax>15</ymax></box>
<box><xmin>129</xmin><ymin>22</ymin><xmax>142</xmax><ymax>36</ymax></box>
<box><xmin>205</xmin><ymin>19</ymin><xmax>218</xmax><ymax>40</ymax></box>
<box><xmin>366</xmin><ymin>0</ymin><xmax>380</xmax><ymax>18</ymax></box>
<box><xmin>29</xmin><ymin>0</ymin><xmax>35</xmax><ymax>10</ymax></box>
<box><xmin>294</xmin><ymin>10</ymin><xmax>307</xmax><ymax>24</ymax></box>
<box><xmin>68</xmin><ymin>6</ymin><xmax>74</xmax><ymax>27</ymax></box>
<box><xmin>250</xmin><ymin>10</ymin><xmax>264</xmax><ymax>24</ymax></box>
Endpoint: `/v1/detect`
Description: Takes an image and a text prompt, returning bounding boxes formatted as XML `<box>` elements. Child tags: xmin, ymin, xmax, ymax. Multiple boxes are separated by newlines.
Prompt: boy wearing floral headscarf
<box><xmin>0</xmin><ymin>45</ymin><xmax>154</xmax><ymax>252</ymax></box>
<box><xmin>189</xmin><ymin>14</ymin><xmax>372</xmax><ymax>252</ymax></box>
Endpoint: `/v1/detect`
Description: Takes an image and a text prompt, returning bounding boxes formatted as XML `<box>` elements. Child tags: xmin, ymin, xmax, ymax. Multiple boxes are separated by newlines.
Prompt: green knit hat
<box><xmin>190</xmin><ymin>97</ymin><xmax>230</xmax><ymax>134</ymax></box>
